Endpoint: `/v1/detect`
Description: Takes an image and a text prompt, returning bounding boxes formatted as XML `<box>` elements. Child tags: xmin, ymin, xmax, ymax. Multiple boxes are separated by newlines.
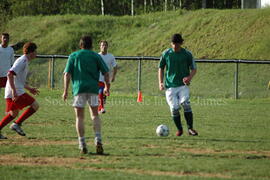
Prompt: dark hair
<box><xmin>80</xmin><ymin>36</ymin><xmax>92</xmax><ymax>49</ymax></box>
<box><xmin>23</xmin><ymin>42</ymin><xmax>37</xmax><ymax>54</ymax></box>
<box><xmin>171</xmin><ymin>33</ymin><xmax>184</xmax><ymax>43</ymax></box>
<box><xmin>100</xmin><ymin>40</ymin><xmax>108</xmax><ymax>46</ymax></box>
<box><xmin>1</xmin><ymin>33</ymin><xmax>9</xmax><ymax>38</ymax></box>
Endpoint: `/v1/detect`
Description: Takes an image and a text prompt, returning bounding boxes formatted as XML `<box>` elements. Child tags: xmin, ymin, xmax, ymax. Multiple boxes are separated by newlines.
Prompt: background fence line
<box><xmin>14</xmin><ymin>54</ymin><xmax>270</xmax><ymax>99</ymax></box>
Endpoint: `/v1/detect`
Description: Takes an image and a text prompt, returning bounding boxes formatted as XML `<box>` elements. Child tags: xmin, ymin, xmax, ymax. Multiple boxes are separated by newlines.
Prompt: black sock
<box><xmin>184</xmin><ymin>112</ymin><xmax>193</xmax><ymax>129</ymax></box>
<box><xmin>172</xmin><ymin>115</ymin><xmax>182</xmax><ymax>131</ymax></box>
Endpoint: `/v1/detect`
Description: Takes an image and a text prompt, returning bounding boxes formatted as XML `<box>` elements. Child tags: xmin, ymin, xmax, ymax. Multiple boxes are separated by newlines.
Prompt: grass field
<box><xmin>0</xmin><ymin>89</ymin><xmax>269</xmax><ymax>180</ymax></box>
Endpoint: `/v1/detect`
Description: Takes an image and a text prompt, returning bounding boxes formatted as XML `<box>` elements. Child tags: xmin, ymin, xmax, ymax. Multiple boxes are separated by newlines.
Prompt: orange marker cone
<box><xmin>137</xmin><ymin>91</ymin><xmax>143</xmax><ymax>102</ymax></box>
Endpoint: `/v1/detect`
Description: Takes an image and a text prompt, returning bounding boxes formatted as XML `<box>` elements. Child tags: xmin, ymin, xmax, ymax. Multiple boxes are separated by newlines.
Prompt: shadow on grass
<box><xmin>106</xmin><ymin>136</ymin><xmax>270</xmax><ymax>143</ymax></box>
<box><xmin>28</xmin><ymin>136</ymin><xmax>270</xmax><ymax>144</ymax></box>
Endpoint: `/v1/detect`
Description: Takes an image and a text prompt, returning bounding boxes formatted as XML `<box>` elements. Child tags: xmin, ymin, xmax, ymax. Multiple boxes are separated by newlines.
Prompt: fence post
<box><xmin>48</xmin><ymin>59</ymin><xmax>51</xmax><ymax>88</ymax></box>
<box><xmin>137</xmin><ymin>57</ymin><xmax>143</xmax><ymax>102</ymax></box>
<box><xmin>234</xmin><ymin>61</ymin><xmax>239</xmax><ymax>99</ymax></box>
<box><xmin>50</xmin><ymin>56</ymin><xmax>55</xmax><ymax>89</ymax></box>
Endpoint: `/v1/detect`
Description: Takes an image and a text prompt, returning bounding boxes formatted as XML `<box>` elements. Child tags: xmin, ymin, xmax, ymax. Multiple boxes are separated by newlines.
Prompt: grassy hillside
<box><xmin>1</xmin><ymin>9</ymin><xmax>270</xmax><ymax>98</ymax></box>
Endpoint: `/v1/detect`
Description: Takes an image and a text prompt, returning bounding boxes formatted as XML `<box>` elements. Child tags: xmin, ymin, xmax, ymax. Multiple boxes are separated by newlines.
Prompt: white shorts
<box><xmin>165</xmin><ymin>85</ymin><xmax>190</xmax><ymax>110</ymax></box>
<box><xmin>73</xmin><ymin>93</ymin><xmax>99</xmax><ymax>108</ymax></box>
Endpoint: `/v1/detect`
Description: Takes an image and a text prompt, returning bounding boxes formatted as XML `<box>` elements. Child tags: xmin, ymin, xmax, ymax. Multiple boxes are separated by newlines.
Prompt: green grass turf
<box><xmin>0</xmin><ymin>89</ymin><xmax>269</xmax><ymax>179</ymax></box>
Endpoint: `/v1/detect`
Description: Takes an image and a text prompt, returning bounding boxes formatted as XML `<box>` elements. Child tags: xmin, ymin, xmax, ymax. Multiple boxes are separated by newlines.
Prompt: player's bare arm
<box><xmin>158</xmin><ymin>68</ymin><xmax>165</xmax><ymax>91</ymax></box>
<box><xmin>7</xmin><ymin>71</ymin><xmax>18</xmax><ymax>101</ymax></box>
<box><xmin>111</xmin><ymin>66</ymin><xmax>118</xmax><ymax>82</ymax></box>
<box><xmin>24</xmin><ymin>85</ymin><xmax>39</xmax><ymax>95</ymax></box>
<box><xmin>103</xmin><ymin>72</ymin><xmax>110</xmax><ymax>96</ymax></box>
<box><xmin>62</xmin><ymin>72</ymin><xmax>71</xmax><ymax>101</ymax></box>
<box><xmin>183</xmin><ymin>69</ymin><xmax>197</xmax><ymax>85</ymax></box>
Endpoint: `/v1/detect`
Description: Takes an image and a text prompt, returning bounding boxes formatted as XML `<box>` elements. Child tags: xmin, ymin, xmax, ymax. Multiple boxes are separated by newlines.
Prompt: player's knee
<box><xmin>92</xmin><ymin>115</ymin><xmax>101</xmax><ymax>124</ymax></box>
<box><xmin>31</xmin><ymin>101</ymin><xmax>39</xmax><ymax>111</ymax></box>
<box><xmin>171</xmin><ymin>108</ymin><xmax>180</xmax><ymax>117</ymax></box>
<box><xmin>181</xmin><ymin>101</ymin><xmax>192</xmax><ymax>112</ymax></box>
<box><xmin>9</xmin><ymin>110</ymin><xmax>19</xmax><ymax>117</ymax></box>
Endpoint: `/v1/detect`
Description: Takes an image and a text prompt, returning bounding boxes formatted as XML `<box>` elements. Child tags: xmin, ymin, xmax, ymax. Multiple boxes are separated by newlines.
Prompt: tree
<box><xmin>131</xmin><ymin>0</ymin><xmax>134</xmax><ymax>16</ymax></box>
<box><xmin>101</xmin><ymin>0</ymin><xmax>104</xmax><ymax>15</ymax></box>
<box><xmin>144</xmin><ymin>0</ymin><xmax>147</xmax><ymax>13</ymax></box>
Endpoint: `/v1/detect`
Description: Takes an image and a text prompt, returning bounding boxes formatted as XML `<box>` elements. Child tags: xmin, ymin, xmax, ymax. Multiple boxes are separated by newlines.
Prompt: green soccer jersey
<box><xmin>159</xmin><ymin>48</ymin><xmax>196</xmax><ymax>88</ymax></box>
<box><xmin>64</xmin><ymin>49</ymin><xmax>109</xmax><ymax>96</ymax></box>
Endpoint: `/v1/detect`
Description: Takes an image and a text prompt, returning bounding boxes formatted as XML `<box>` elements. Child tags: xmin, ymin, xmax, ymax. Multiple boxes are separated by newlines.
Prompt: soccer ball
<box><xmin>156</xmin><ymin>124</ymin><xmax>169</xmax><ymax>137</ymax></box>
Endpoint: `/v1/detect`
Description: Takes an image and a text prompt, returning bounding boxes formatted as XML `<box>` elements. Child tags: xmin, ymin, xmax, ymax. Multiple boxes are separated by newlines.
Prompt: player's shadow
<box><xmin>30</xmin><ymin>136</ymin><xmax>269</xmax><ymax>144</ymax></box>
<box><xmin>106</xmin><ymin>136</ymin><xmax>269</xmax><ymax>143</ymax></box>
<box><xmin>107</xmin><ymin>136</ymin><xmax>168</xmax><ymax>140</ymax></box>
<box><xmin>88</xmin><ymin>152</ymin><xmax>110</xmax><ymax>156</ymax></box>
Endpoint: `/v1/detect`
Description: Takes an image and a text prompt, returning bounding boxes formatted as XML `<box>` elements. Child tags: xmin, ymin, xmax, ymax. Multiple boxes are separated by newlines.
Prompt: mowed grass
<box><xmin>0</xmin><ymin>89</ymin><xmax>270</xmax><ymax>180</ymax></box>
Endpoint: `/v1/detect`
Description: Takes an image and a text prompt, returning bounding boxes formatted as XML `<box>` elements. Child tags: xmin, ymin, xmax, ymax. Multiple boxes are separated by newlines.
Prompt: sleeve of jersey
<box><xmin>187</xmin><ymin>51</ymin><xmax>197</xmax><ymax>70</ymax></box>
<box><xmin>10</xmin><ymin>49</ymin><xmax>15</xmax><ymax>66</ymax></box>
<box><xmin>9</xmin><ymin>59</ymin><xmax>25</xmax><ymax>75</ymax></box>
<box><xmin>190</xmin><ymin>58</ymin><xmax>197</xmax><ymax>70</ymax></box>
<box><xmin>111</xmin><ymin>55</ymin><xmax>117</xmax><ymax>67</ymax></box>
<box><xmin>63</xmin><ymin>56</ymin><xmax>73</xmax><ymax>73</ymax></box>
<box><xmin>98</xmin><ymin>55</ymin><xmax>109</xmax><ymax>74</ymax></box>
<box><xmin>158</xmin><ymin>55</ymin><xmax>166</xmax><ymax>69</ymax></box>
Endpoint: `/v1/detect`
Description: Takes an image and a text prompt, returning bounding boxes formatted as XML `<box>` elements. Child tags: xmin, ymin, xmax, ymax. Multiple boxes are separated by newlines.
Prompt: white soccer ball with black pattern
<box><xmin>156</xmin><ymin>124</ymin><xmax>169</xmax><ymax>137</ymax></box>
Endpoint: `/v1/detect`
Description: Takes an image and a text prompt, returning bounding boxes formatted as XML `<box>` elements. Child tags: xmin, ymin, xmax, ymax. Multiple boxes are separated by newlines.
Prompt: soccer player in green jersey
<box><xmin>158</xmin><ymin>33</ymin><xmax>198</xmax><ymax>136</ymax></box>
<box><xmin>63</xmin><ymin>36</ymin><xmax>110</xmax><ymax>154</ymax></box>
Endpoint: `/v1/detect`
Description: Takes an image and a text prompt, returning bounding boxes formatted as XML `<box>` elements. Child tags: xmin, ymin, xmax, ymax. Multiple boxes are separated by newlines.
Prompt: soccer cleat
<box><xmin>0</xmin><ymin>132</ymin><xmax>7</xmax><ymax>139</ymax></box>
<box><xmin>80</xmin><ymin>147</ymin><xmax>88</xmax><ymax>154</ymax></box>
<box><xmin>188</xmin><ymin>129</ymin><xmax>198</xmax><ymax>136</ymax></box>
<box><xmin>10</xmin><ymin>123</ymin><xmax>26</xmax><ymax>136</ymax></box>
<box><xmin>176</xmin><ymin>130</ymin><xmax>183</xmax><ymax>136</ymax></box>
<box><xmin>79</xmin><ymin>143</ymin><xmax>88</xmax><ymax>154</ymax></box>
<box><xmin>96</xmin><ymin>142</ymin><xmax>104</xmax><ymax>155</ymax></box>
<box><xmin>98</xmin><ymin>108</ymin><xmax>106</xmax><ymax>114</ymax></box>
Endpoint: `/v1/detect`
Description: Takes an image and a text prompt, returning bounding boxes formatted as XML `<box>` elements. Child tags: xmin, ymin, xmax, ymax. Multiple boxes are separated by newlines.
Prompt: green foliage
<box><xmin>0</xmin><ymin>0</ymin><xmax>243</xmax><ymax>20</ymax></box>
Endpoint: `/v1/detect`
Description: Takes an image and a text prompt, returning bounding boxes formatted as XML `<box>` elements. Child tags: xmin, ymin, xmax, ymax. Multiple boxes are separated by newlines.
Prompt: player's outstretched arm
<box><xmin>25</xmin><ymin>84</ymin><xmax>39</xmax><ymax>95</ymax></box>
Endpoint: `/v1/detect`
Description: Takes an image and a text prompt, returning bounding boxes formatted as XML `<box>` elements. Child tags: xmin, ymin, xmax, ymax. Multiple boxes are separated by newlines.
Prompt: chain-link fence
<box><xmin>17</xmin><ymin>55</ymin><xmax>270</xmax><ymax>99</ymax></box>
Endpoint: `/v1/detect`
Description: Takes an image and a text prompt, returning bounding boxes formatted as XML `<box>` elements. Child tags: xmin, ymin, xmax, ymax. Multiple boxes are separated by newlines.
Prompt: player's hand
<box><xmin>29</xmin><ymin>87</ymin><xmax>40</xmax><ymax>95</ymax></box>
<box><xmin>12</xmin><ymin>90</ymin><xmax>19</xmax><ymax>102</ymax></box>
<box><xmin>159</xmin><ymin>83</ymin><xmax>165</xmax><ymax>91</ymax></box>
<box><xmin>104</xmin><ymin>83</ymin><xmax>110</xmax><ymax>96</ymax></box>
<box><xmin>62</xmin><ymin>91</ymin><xmax>68</xmax><ymax>101</ymax></box>
<box><xmin>183</xmin><ymin>76</ymin><xmax>191</xmax><ymax>85</ymax></box>
<box><xmin>111</xmin><ymin>76</ymin><xmax>115</xmax><ymax>82</ymax></box>
<box><xmin>104</xmin><ymin>87</ymin><xmax>110</xmax><ymax>96</ymax></box>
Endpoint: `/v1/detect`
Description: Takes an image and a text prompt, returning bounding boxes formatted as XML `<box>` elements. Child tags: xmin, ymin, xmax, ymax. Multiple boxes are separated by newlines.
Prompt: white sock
<box><xmin>78</xmin><ymin>137</ymin><xmax>86</xmax><ymax>148</ymax></box>
<box><xmin>95</xmin><ymin>133</ymin><xmax>102</xmax><ymax>144</ymax></box>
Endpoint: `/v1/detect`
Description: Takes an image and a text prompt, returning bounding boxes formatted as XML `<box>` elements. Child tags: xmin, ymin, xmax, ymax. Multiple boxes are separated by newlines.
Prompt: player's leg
<box><xmin>73</xmin><ymin>93</ymin><xmax>87</xmax><ymax>154</ymax></box>
<box><xmin>74</xmin><ymin>107</ymin><xmax>88</xmax><ymax>154</ymax></box>
<box><xmin>14</xmin><ymin>101</ymin><xmax>39</xmax><ymax>125</ymax></box>
<box><xmin>179</xmin><ymin>86</ymin><xmax>198</xmax><ymax>136</ymax></box>
<box><xmin>10</xmin><ymin>94</ymin><xmax>37</xmax><ymax>136</ymax></box>
<box><xmin>88</xmin><ymin>94</ymin><xmax>103</xmax><ymax>154</ymax></box>
<box><xmin>166</xmin><ymin>87</ymin><xmax>183</xmax><ymax>136</ymax></box>
<box><xmin>0</xmin><ymin>78</ymin><xmax>8</xmax><ymax>116</ymax></box>
<box><xmin>0</xmin><ymin>77</ymin><xmax>7</xmax><ymax>89</ymax></box>
<box><xmin>0</xmin><ymin>99</ymin><xmax>19</xmax><ymax>139</ymax></box>
<box><xmin>98</xmin><ymin>82</ymin><xmax>105</xmax><ymax>114</ymax></box>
